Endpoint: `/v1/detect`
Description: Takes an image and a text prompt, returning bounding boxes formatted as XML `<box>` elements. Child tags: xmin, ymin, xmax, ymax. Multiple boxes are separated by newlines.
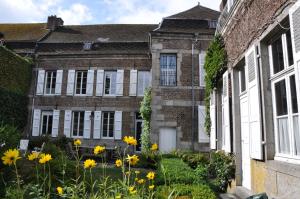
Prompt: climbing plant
<box><xmin>204</xmin><ymin>34</ymin><xmax>227</xmax><ymax>134</ymax></box>
<box><xmin>139</xmin><ymin>88</ymin><xmax>152</xmax><ymax>154</ymax></box>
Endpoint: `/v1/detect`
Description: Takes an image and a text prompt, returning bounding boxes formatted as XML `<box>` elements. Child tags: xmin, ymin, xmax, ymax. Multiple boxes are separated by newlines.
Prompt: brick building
<box><xmin>0</xmin><ymin>5</ymin><xmax>219</xmax><ymax>152</ymax></box>
<box><xmin>211</xmin><ymin>0</ymin><xmax>300</xmax><ymax>198</ymax></box>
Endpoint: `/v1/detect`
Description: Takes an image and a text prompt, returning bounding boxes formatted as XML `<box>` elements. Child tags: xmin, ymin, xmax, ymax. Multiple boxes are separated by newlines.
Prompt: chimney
<box><xmin>46</xmin><ymin>15</ymin><xmax>64</xmax><ymax>30</ymax></box>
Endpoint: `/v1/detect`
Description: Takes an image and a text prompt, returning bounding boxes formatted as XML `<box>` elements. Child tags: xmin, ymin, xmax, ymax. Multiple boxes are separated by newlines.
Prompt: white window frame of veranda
<box><xmin>269</xmin><ymin>30</ymin><xmax>300</xmax><ymax>163</ymax></box>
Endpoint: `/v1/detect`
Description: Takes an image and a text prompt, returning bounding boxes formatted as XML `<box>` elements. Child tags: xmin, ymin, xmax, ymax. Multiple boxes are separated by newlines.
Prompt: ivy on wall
<box><xmin>0</xmin><ymin>46</ymin><xmax>32</xmax><ymax>129</ymax></box>
<box><xmin>204</xmin><ymin>35</ymin><xmax>227</xmax><ymax>134</ymax></box>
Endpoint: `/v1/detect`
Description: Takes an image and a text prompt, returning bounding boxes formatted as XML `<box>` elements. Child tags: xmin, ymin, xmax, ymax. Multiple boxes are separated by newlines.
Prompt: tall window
<box><xmin>102</xmin><ymin>112</ymin><xmax>114</xmax><ymax>138</ymax></box>
<box><xmin>104</xmin><ymin>71</ymin><xmax>117</xmax><ymax>95</ymax></box>
<box><xmin>239</xmin><ymin>65</ymin><xmax>246</xmax><ymax>93</ymax></box>
<box><xmin>160</xmin><ymin>54</ymin><xmax>176</xmax><ymax>86</ymax></box>
<box><xmin>45</xmin><ymin>71</ymin><xmax>56</xmax><ymax>94</ymax></box>
<box><xmin>41</xmin><ymin>111</ymin><xmax>53</xmax><ymax>135</ymax></box>
<box><xmin>269</xmin><ymin>29</ymin><xmax>300</xmax><ymax>160</ymax></box>
<box><xmin>72</xmin><ymin>111</ymin><xmax>84</xmax><ymax>137</ymax></box>
<box><xmin>75</xmin><ymin>71</ymin><xmax>87</xmax><ymax>95</ymax></box>
<box><xmin>137</xmin><ymin>71</ymin><xmax>151</xmax><ymax>96</ymax></box>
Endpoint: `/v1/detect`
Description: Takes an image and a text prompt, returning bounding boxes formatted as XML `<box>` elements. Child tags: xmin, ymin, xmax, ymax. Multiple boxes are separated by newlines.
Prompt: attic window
<box><xmin>83</xmin><ymin>42</ymin><xmax>92</xmax><ymax>50</ymax></box>
<box><xmin>209</xmin><ymin>20</ymin><xmax>217</xmax><ymax>29</ymax></box>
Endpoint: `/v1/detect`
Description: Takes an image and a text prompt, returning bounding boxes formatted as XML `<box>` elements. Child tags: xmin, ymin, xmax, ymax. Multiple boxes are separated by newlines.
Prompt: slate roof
<box><xmin>41</xmin><ymin>24</ymin><xmax>157</xmax><ymax>43</ymax></box>
<box><xmin>0</xmin><ymin>23</ymin><xmax>49</xmax><ymax>41</ymax></box>
<box><xmin>166</xmin><ymin>5</ymin><xmax>220</xmax><ymax>20</ymax></box>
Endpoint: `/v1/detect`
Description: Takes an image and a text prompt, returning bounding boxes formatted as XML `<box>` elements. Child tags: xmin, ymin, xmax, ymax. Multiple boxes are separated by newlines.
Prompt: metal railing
<box><xmin>216</xmin><ymin>0</ymin><xmax>240</xmax><ymax>33</ymax></box>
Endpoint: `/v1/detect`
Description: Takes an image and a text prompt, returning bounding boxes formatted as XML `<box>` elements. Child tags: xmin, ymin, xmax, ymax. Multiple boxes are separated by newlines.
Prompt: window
<box><xmin>75</xmin><ymin>71</ymin><xmax>87</xmax><ymax>95</ymax></box>
<box><xmin>102</xmin><ymin>112</ymin><xmax>114</xmax><ymax>138</ymax></box>
<box><xmin>40</xmin><ymin>111</ymin><xmax>53</xmax><ymax>135</ymax></box>
<box><xmin>83</xmin><ymin>42</ymin><xmax>92</xmax><ymax>50</ymax></box>
<box><xmin>137</xmin><ymin>71</ymin><xmax>151</xmax><ymax>96</ymax></box>
<box><xmin>44</xmin><ymin>71</ymin><xmax>56</xmax><ymax>94</ymax></box>
<box><xmin>160</xmin><ymin>54</ymin><xmax>177</xmax><ymax>86</ymax></box>
<box><xmin>104</xmin><ymin>71</ymin><xmax>117</xmax><ymax>95</ymax></box>
<box><xmin>209</xmin><ymin>20</ymin><xmax>217</xmax><ymax>29</ymax></box>
<box><xmin>72</xmin><ymin>111</ymin><xmax>84</xmax><ymax>137</ymax></box>
<box><xmin>239</xmin><ymin>65</ymin><xmax>246</xmax><ymax>93</ymax></box>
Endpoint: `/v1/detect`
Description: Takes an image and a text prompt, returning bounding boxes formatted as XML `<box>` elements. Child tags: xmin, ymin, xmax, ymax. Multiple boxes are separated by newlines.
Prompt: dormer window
<box><xmin>83</xmin><ymin>42</ymin><xmax>92</xmax><ymax>50</ymax></box>
<box><xmin>209</xmin><ymin>20</ymin><xmax>217</xmax><ymax>29</ymax></box>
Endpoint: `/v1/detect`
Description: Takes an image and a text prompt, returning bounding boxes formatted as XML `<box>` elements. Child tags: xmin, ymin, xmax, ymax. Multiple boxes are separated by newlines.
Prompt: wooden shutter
<box><xmin>86</xmin><ymin>70</ymin><xmax>94</xmax><ymax>96</ymax></box>
<box><xmin>129</xmin><ymin>70</ymin><xmax>138</xmax><ymax>96</ymax></box>
<box><xmin>198</xmin><ymin>105</ymin><xmax>209</xmax><ymax>143</ymax></box>
<box><xmin>222</xmin><ymin>71</ymin><xmax>231</xmax><ymax>153</ymax></box>
<box><xmin>64</xmin><ymin>110</ymin><xmax>72</xmax><ymax>138</ymax></box>
<box><xmin>84</xmin><ymin>111</ymin><xmax>91</xmax><ymax>139</ymax></box>
<box><xmin>93</xmin><ymin>111</ymin><xmax>102</xmax><ymax>139</ymax></box>
<box><xmin>199</xmin><ymin>51</ymin><xmax>206</xmax><ymax>87</ymax></box>
<box><xmin>246</xmin><ymin>46</ymin><xmax>263</xmax><ymax>160</ymax></box>
<box><xmin>36</xmin><ymin>70</ymin><xmax>45</xmax><ymax>95</ymax></box>
<box><xmin>114</xmin><ymin>111</ymin><xmax>122</xmax><ymax>140</ymax></box>
<box><xmin>96</xmin><ymin>70</ymin><xmax>104</xmax><ymax>96</ymax></box>
<box><xmin>116</xmin><ymin>70</ymin><xmax>124</xmax><ymax>96</ymax></box>
<box><xmin>52</xmin><ymin>110</ymin><xmax>60</xmax><ymax>137</ymax></box>
<box><xmin>66</xmin><ymin>70</ymin><xmax>75</xmax><ymax>96</ymax></box>
<box><xmin>32</xmin><ymin>109</ymin><xmax>41</xmax><ymax>136</ymax></box>
<box><xmin>210</xmin><ymin>91</ymin><xmax>217</xmax><ymax>149</ymax></box>
<box><xmin>55</xmin><ymin>70</ymin><xmax>63</xmax><ymax>95</ymax></box>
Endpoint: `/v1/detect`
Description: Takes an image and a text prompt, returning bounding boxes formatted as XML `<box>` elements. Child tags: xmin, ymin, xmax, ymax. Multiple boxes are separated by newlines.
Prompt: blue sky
<box><xmin>0</xmin><ymin>0</ymin><xmax>221</xmax><ymax>25</ymax></box>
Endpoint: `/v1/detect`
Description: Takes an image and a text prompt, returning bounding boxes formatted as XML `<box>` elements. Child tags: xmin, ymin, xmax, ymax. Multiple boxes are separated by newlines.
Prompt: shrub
<box><xmin>140</xmin><ymin>88</ymin><xmax>152</xmax><ymax>154</ymax></box>
<box><xmin>173</xmin><ymin>150</ymin><xmax>210</xmax><ymax>169</ymax></box>
<box><xmin>135</xmin><ymin>153</ymin><xmax>160</xmax><ymax>169</ymax></box>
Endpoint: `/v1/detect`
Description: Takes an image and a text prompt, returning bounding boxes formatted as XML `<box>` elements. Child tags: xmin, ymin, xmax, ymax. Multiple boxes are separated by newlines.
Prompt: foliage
<box><xmin>204</xmin><ymin>34</ymin><xmax>227</xmax><ymax>134</ymax></box>
<box><xmin>135</xmin><ymin>153</ymin><xmax>160</xmax><ymax>169</ymax></box>
<box><xmin>172</xmin><ymin>150</ymin><xmax>210</xmax><ymax>169</ymax></box>
<box><xmin>139</xmin><ymin>88</ymin><xmax>152</xmax><ymax>154</ymax></box>
<box><xmin>0</xmin><ymin>46</ymin><xmax>32</xmax><ymax>129</ymax></box>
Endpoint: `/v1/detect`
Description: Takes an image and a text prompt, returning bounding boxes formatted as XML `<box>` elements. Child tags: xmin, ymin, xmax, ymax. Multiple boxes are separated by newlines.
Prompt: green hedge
<box><xmin>0</xmin><ymin>46</ymin><xmax>32</xmax><ymax>129</ymax></box>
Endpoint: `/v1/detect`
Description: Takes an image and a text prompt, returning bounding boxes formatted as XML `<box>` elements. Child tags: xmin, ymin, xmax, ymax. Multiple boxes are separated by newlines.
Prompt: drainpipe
<box><xmin>191</xmin><ymin>37</ymin><xmax>197</xmax><ymax>151</ymax></box>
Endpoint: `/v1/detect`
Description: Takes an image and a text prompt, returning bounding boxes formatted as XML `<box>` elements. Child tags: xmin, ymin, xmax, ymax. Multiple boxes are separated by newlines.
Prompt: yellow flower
<box><xmin>128</xmin><ymin>186</ymin><xmax>137</xmax><ymax>194</ymax></box>
<box><xmin>115</xmin><ymin>159</ymin><xmax>122</xmax><ymax>167</ymax></box>
<box><xmin>1</xmin><ymin>149</ymin><xmax>21</xmax><ymax>166</ymax></box>
<box><xmin>125</xmin><ymin>171</ymin><xmax>131</xmax><ymax>175</ymax></box>
<box><xmin>84</xmin><ymin>159</ymin><xmax>97</xmax><ymax>169</ymax></box>
<box><xmin>39</xmin><ymin>153</ymin><xmax>52</xmax><ymax>164</ymax></box>
<box><xmin>149</xmin><ymin>185</ymin><xmax>155</xmax><ymax>190</ymax></box>
<box><xmin>135</xmin><ymin>177</ymin><xmax>138</xmax><ymax>181</ymax></box>
<box><xmin>94</xmin><ymin>146</ymin><xmax>105</xmax><ymax>155</ymax></box>
<box><xmin>151</xmin><ymin>143</ymin><xmax>158</xmax><ymax>151</ymax></box>
<box><xmin>138</xmin><ymin>179</ymin><xmax>145</xmax><ymax>184</ymax></box>
<box><xmin>134</xmin><ymin>170</ymin><xmax>140</xmax><ymax>175</ymax></box>
<box><xmin>115</xmin><ymin>194</ymin><xmax>122</xmax><ymax>199</ymax></box>
<box><xmin>126</xmin><ymin>154</ymin><xmax>139</xmax><ymax>166</ymax></box>
<box><xmin>57</xmin><ymin>186</ymin><xmax>63</xmax><ymax>195</ymax></box>
<box><xmin>146</xmin><ymin>171</ymin><xmax>155</xmax><ymax>180</ymax></box>
<box><xmin>74</xmin><ymin>139</ymin><xmax>81</xmax><ymax>146</ymax></box>
<box><xmin>123</xmin><ymin>136</ymin><xmax>137</xmax><ymax>146</ymax></box>
<box><xmin>27</xmin><ymin>152</ymin><xmax>39</xmax><ymax>161</ymax></box>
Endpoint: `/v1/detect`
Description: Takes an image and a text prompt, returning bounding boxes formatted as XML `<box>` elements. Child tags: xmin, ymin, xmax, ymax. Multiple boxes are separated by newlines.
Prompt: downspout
<box><xmin>191</xmin><ymin>37</ymin><xmax>197</xmax><ymax>150</ymax></box>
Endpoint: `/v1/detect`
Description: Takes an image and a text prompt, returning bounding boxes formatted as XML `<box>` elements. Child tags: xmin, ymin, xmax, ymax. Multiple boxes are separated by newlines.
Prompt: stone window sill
<box><xmin>266</xmin><ymin>160</ymin><xmax>300</xmax><ymax>178</ymax></box>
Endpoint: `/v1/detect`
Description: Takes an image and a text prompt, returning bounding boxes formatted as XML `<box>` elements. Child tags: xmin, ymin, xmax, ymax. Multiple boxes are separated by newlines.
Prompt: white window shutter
<box><xmin>222</xmin><ymin>71</ymin><xmax>231</xmax><ymax>153</ymax></box>
<box><xmin>36</xmin><ymin>70</ymin><xmax>45</xmax><ymax>95</ymax></box>
<box><xmin>129</xmin><ymin>70</ymin><xmax>138</xmax><ymax>96</ymax></box>
<box><xmin>55</xmin><ymin>70</ymin><xmax>63</xmax><ymax>95</ymax></box>
<box><xmin>246</xmin><ymin>46</ymin><xmax>263</xmax><ymax>160</ymax></box>
<box><xmin>32</xmin><ymin>109</ymin><xmax>41</xmax><ymax>136</ymax></box>
<box><xmin>64</xmin><ymin>110</ymin><xmax>72</xmax><ymax>138</ymax></box>
<box><xmin>199</xmin><ymin>51</ymin><xmax>206</xmax><ymax>87</ymax></box>
<box><xmin>210</xmin><ymin>91</ymin><xmax>217</xmax><ymax>149</ymax></box>
<box><xmin>66</xmin><ymin>70</ymin><xmax>75</xmax><ymax>96</ymax></box>
<box><xmin>87</xmin><ymin>70</ymin><xmax>94</xmax><ymax>96</ymax></box>
<box><xmin>198</xmin><ymin>105</ymin><xmax>209</xmax><ymax>143</ymax></box>
<box><xmin>83</xmin><ymin>111</ymin><xmax>91</xmax><ymax>139</ymax></box>
<box><xmin>52</xmin><ymin>110</ymin><xmax>60</xmax><ymax>137</ymax></box>
<box><xmin>116</xmin><ymin>70</ymin><xmax>124</xmax><ymax>96</ymax></box>
<box><xmin>114</xmin><ymin>111</ymin><xmax>122</xmax><ymax>140</ymax></box>
<box><xmin>96</xmin><ymin>70</ymin><xmax>104</xmax><ymax>96</ymax></box>
<box><xmin>93</xmin><ymin>111</ymin><xmax>102</xmax><ymax>139</ymax></box>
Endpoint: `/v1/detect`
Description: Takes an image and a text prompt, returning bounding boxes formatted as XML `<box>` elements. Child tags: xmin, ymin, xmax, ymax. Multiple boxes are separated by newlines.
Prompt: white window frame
<box><xmin>137</xmin><ymin>71</ymin><xmax>151</xmax><ymax>96</ymax></box>
<box><xmin>40</xmin><ymin>111</ymin><xmax>53</xmax><ymax>136</ymax></box>
<box><xmin>44</xmin><ymin>71</ymin><xmax>57</xmax><ymax>95</ymax></box>
<box><xmin>160</xmin><ymin>54</ymin><xmax>177</xmax><ymax>86</ymax></box>
<box><xmin>239</xmin><ymin>64</ymin><xmax>247</xmax><ymax>95</ymax></box>
<box><xmin>75</xmin><ymin>71</ymin><xmax>88</xmax><ymax>96</ymax></box>
<box><xmin>270</xmin><ymin>30</ymin><xmax>300</xmax><ymax>163</ymax></box>
<box><xmin>104</xmin><ymin>71</ymin><xmax>117</xmax><ymax>96</ymax></box>
<box><xmin>102</xmin><ymin>111</ymin><xmax>115</xmax><ymax>139</ymax></box>
<box><xmin>71</xmin><ymin>111</ymin><xmax>84</xmax><ymax>138</ymax></box>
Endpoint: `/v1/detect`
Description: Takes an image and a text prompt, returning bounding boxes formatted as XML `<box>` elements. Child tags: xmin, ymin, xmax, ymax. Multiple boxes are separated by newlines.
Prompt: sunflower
<box><xmin>123</xmin><ymin>136</ymin><xmax>137</xmax><ymax>146</ymax></box>
<box><xmin>115</xmin><ymin>159</ymin><xmax>122</xmax><ymax>167</ymax></box>
<box><xmin>137</xmin><ymin>179</ymin><xmax>145</xmax><ymax>184</ymax></box>
<box><xmin>126</xmin><ymin>154</ymin><xmax>139</xmax><ymax>166</ymax></box>
<box><xmin>84</xmin><ymin>159</ymin><xmax>97</xmax><ymax>169</ymax></box>
<box><xmin>146</xmin><ymin>171</ymin><xmax>155</xmax><ymax>180</ymax></box>
<box><xmin>94</xmin><ymin>146</ymin><xmax>105</xmax><ymax>155</ymax></box>
<box><xmin>74</xmin><ymin>139</ymin><xmax>81</xmax><ymax>146</ymax></box>
<box><xmin>27</xmin><ymin>152</ymin><xmax>40</xmax><ymax>161</ymax></box>
<box><xmin>39</xmin><ymin>153</ymin><xmax>52</xmax><ymax>164</ymax></box>
<box><xmin>57</xmin><ymin>186</ymin><xmax>63</xmax><ymax>195</ymax></box>
<box><xmin>150</xmin><ymin>143</ymin><xmax>158</xmax><ymax>151</ymax></box>
<box><xmin>1</xmin><ymin>149</ymin><xmax>21</xmax><ymax>166</ymax></box>
<box><xmin>149</xmin><ymin>185</ymin><xmax>155</xmax><ymax>190</ymax></box>
<box><xmin>128</xmin><ymin>186</ymin><xmax>137</xmax><ymax>194</ymax></box>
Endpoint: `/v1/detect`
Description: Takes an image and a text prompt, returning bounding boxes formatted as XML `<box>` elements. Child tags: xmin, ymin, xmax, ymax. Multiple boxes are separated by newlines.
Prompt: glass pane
<box><xmin>42</xmin><ymin>115</ymin><xmax>47</xmax><ymax>135</ymax></box>
<box><xmin>76</xmin><ymin>72</ymin><xmax>82</xmax><ymax>94</ymax></box>
<box><xmin>240</xmin><ymin>65</ymin><xmax>246</xmax><ymax>92</ymax></box>
<box><xmin>103</xmin><ymin>112</ymin><xmax>108</xmax><ymax>137</ymax></box>
<box><xmin>278</xmin><ymin>117</ymin><xmax>290</xmax><ymax>154</ymax></box>
<box><xmin>286</xmin><ymin>30</ymin><xmax>294</xmax><ymax>66</ymax></box>
<box><xmin>73</xmin><ymin>112</ymin><xmax>78</xmax><ymax>136</ymax></box>
<box><xmin>111</xmin><ymin>72</ymin><xmax>117</xmax><ymax>95</ymax></box>
<box><xmin>160</xmin><ymin>54</ymin><xmax>176</xmax><ymax>86</ymax></box>
<box><xmin>82</xmin><ymin>72</ymin><xmax>87</xmax><ymax>94</ymax></box>
<box><xmin>51</xmin><ymin>72</ymin><xmax>56</xmax><ymax>94</ymax></box>
<box><xmin>294</xmin><ymin>115</ymin><xmax>300</xmax><ymax>156</ymax></box>
<box><xmin>105</xmin><ymin>74</ymin><xmax>111</xmax><ymax>94</ymax></box>
<box><xmin>79</xmin><ymin>112</ymin><xmax>84</xmax><ymax>136</ymax></box>
<box><xmin>48</xmin><ymin>115</ymin><xmax>53</xmax><ymax>135</ymax></box>
<box><xmin>272</xmin><ymin>37</ymin><xmax>284</xmax><ymax>74</ymax></box>
<box><xmin>275</xmin><ymin>80</ymin><xmax>288</xmax><ymax>116</ymax></box>
<box><xmin>138</xmin><ymin>72</ymin><xmax>145</xmax><ymax>96</ymax></box>
<box><xmin>290</xmin><ymin>75</ymin><xmax>298</xmax><ymax>114</ymax></box>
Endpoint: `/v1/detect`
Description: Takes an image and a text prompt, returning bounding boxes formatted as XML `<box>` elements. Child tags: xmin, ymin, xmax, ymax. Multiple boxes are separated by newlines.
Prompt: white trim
<box><xmin>40</xmin><ymin>111</ymin><xmax>53</xmax><ymax>136</ymax></box>
<box><xmin>102</xmin><ymin>111</ymin><xmax>115</xmax><ymax>139</ymax></box>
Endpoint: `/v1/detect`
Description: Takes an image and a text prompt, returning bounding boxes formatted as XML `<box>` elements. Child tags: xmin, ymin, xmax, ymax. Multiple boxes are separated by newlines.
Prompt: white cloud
<box><xmin>57</xmin><ymin>3</ymin><xmax>93</xmax><ymax>25</ymax></box>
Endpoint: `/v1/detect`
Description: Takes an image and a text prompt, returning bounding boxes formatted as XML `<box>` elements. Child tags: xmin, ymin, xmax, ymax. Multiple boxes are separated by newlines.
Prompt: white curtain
<box><xmin>278</xmin><ymin>117</ymin><xmax>290</xmax><ymax>154</ymax></box>
<box><xmin>294</xmin><ymin>116</ymin><xmax>300</xmax><ymax>156</ymax></box>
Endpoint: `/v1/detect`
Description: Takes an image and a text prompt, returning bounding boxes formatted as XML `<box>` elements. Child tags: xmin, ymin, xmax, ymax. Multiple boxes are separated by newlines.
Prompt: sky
<box><xmin>0</xmin><ymin>0</ymin><xmax>221</xmax><ymax>25</ymax></box>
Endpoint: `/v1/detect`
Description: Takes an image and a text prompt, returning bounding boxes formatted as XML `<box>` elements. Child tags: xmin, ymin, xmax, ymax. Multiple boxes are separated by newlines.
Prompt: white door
<box><xmin>240</xmin><ymin>95</ymin><xmax>251</xmax><ymax>190</ymax></box>
<box><xmin>159</xmin><ymin>128</ymin><xmax>176</xmax><ymax>153</ymax></box>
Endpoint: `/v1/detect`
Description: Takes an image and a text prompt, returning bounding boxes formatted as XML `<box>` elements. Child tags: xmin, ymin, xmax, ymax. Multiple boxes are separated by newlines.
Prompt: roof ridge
<box><xmin>63</xmin><ymin>24</ymin><xmax>158</xmax><ymax>27</ymax></box>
